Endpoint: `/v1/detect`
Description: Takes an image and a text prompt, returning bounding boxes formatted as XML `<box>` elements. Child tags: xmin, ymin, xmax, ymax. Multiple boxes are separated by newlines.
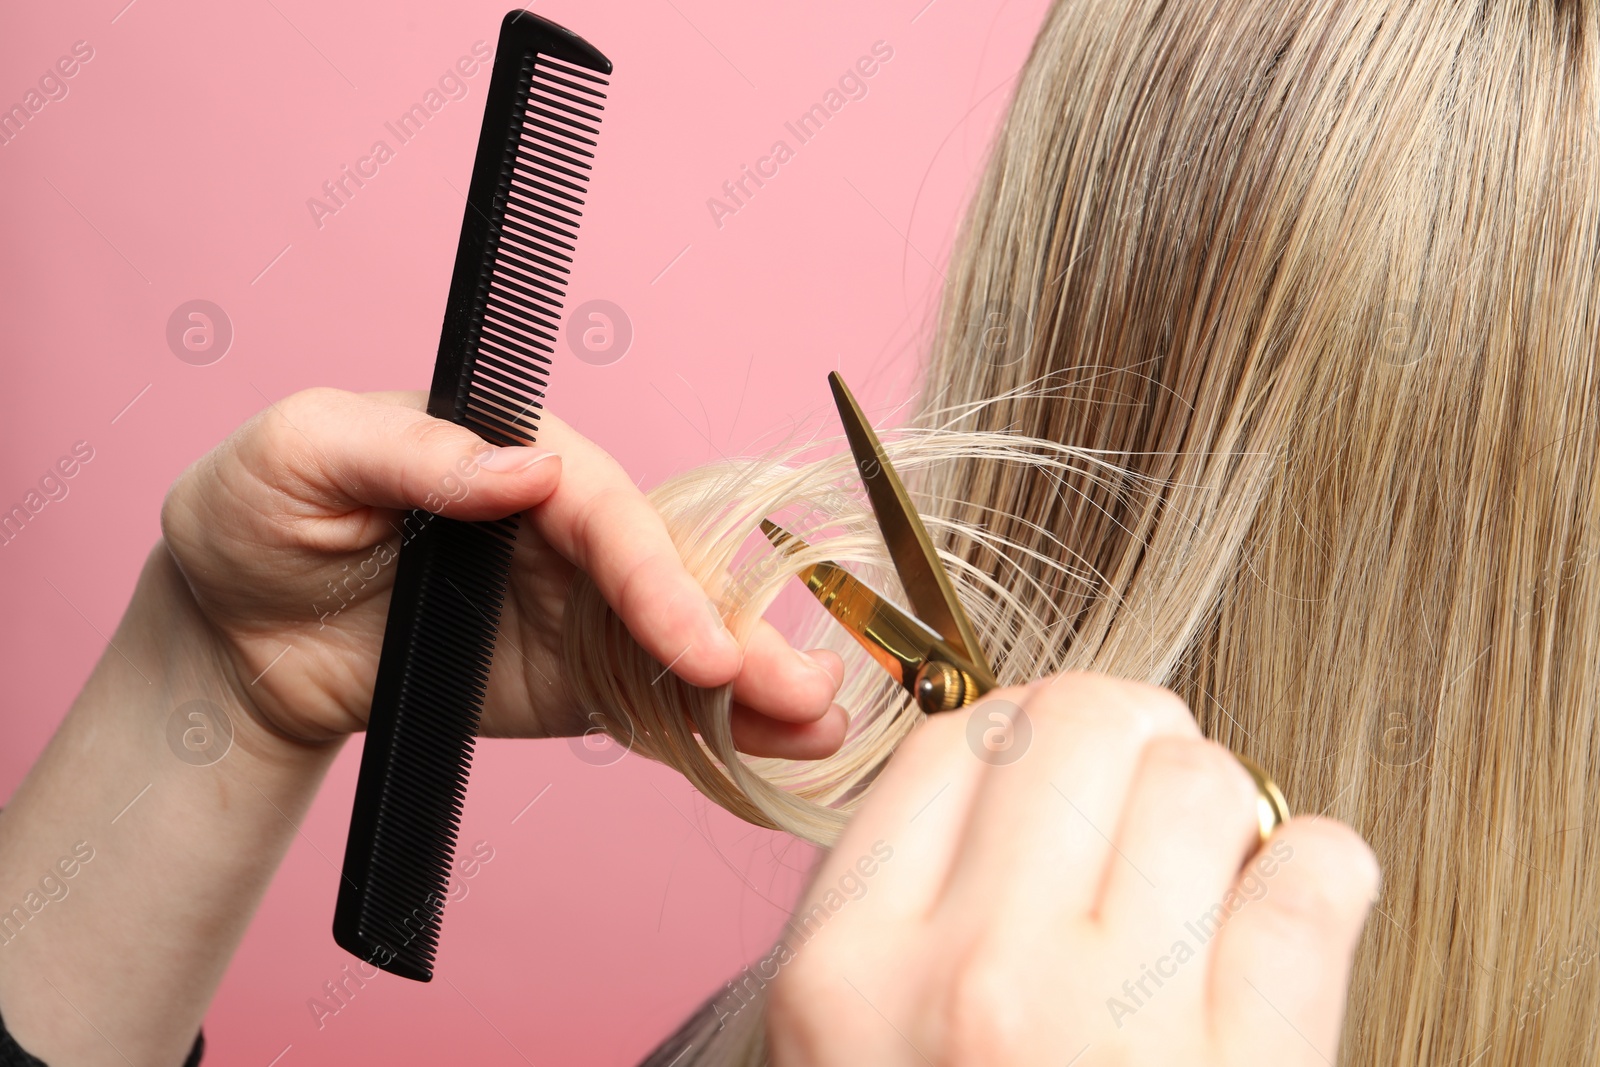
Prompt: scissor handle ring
<box><xmin>1234</xmin><ymin>752</ymin><xmax>1291</xmax><ymax>843</ymax></box>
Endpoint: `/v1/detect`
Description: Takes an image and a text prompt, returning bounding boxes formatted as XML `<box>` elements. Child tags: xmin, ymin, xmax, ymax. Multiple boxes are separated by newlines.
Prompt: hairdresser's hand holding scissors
<box><xmin>766</xmin><ymin>674</ymin><xmax>1380</xmax><ymax>1066</ymax></box>
<box><xmin>762</xmin><ymin>376</ymin><xmax>1379</xmax><ymax>1065</ymax></box>
<box><xmin>161</xmin><ymin>387</ymin><xmax>848</xmax><ymax>755</ymax></box>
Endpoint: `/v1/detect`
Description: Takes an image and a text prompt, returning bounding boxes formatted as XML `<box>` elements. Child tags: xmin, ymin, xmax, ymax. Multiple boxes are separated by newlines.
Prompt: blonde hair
<box><xmin>569</xmin><ymin>0</ymin><xmax>1600</xmax><ymax>1063</ymax></box>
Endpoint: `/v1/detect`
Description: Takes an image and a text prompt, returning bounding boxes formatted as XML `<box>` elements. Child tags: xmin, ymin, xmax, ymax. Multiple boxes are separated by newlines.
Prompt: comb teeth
<box><xmin>463</xmin><ymin>54</ymin><xmax>608</xmax><ymax>450</ymax></box>
<box><xmin>334</xmin><ymin>11</ymin><xmax>610</xmax><ymax>984</ymax></box>
<box><xmin>340</xmin><ymin>516</ymin><xmax>514</xmax><ymax>980</ymax></box>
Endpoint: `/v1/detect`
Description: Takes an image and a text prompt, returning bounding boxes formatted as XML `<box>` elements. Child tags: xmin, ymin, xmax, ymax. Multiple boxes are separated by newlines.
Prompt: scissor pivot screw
<box><xmin>915</xmin><ymin>661</ymin><xmax>974</xmax><ymax>714</ymax></box>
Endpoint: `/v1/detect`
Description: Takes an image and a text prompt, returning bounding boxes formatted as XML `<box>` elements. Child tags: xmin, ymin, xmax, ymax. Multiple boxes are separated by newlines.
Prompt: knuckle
<box><xmin>400</xmin><ymin>412</ymin><xmax>470</xmax><ymax>458</ymax></box>
<box><xmin>157</xmin><ymin>472</ymin><xmax>192</xmax><ymax>545</ymax></box>
<box><xmin>394</xmin><ymin>417</ymin><xmax>491</xmax><ymax>510</ymax></box>
<box><xmin>768</xmin><ymin>948</ymin><xmax>826</xmax><ymax>1010</ymax></box>
<box><xmin>1026</xmin><ymin>671</ymin><xmax>1196</xmax><ymax>741</ymax></box>
<box><xmin>569</xmin><ymin>487</ymin><xmax>626</xmax><ymax>565</ymax></box>
<box><xmin>283</xmin><ymin>385</ymin><xmax>342</xmax><ymax>414</ymax></box>
<box><xmin>1248</xmin><ymin>866</ymin><xmax>1351</xmax><ymax>948</ymax></box>
<box><xmin>765</xmin><ymin>964</ymin><xmax>810</xmax><ymax>1026</ymax></box>
<box><xmin>1143</xmin><ymin>737</ymin><xmax>1259</xmax><ymax>815</ymax></box>
<box><xmin>577</xmin><ymin>494</ymin><xmax>691</xmax><ymax>621</ymax></box>
<box><xmin>249</xmin><ymin>389</ymin><xmax>341</xmax><ymax>472</ymax></box>
<box><xmin>767</xmin><ymin>946</ymin><xmax>851</xmax><ymax>1051</ymax></box>
<box><xmin>160</xmin><ymin>450</ymin><xmax>209</xmax><ymax>521</ymax></box>
<box><xmin>615</xmin><ymin>549</ymin><xmax>678</xmax><ymax>623</ymax></box>
<box><xmin>1017</xmin><ymin>671</ymin><xmax>1100</xmax><ymax>729</ymax></box>
<box><xmin>940</xmin><ymin>952</ymin><xmax>1032</xmax><ymax>1065</ymax></box>
<box><xmin>1115</xmin><ymin>679</ymin><xmax>1197</xmax><ymax>737</ymax></box>
<box><xmin>272</xmin><ymin>387</ymin><xmax>343</xmax><ymax>444</ymax></box>
<box><xmin>256</xmin><ymin>398</ymin><xmax>307</xmax><ymax>453</ymax></box>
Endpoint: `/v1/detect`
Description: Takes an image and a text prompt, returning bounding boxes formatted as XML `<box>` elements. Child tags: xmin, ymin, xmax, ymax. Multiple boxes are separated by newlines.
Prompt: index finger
<box><xmin>521</xmin><ymin>412</ymin><xmax>743</xmax><ymax>689</ymax></box>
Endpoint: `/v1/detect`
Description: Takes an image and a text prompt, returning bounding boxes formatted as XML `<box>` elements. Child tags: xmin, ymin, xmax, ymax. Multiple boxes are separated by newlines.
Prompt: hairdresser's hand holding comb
<box><xmin>766</xmin><ymin>673</ymin><xmax>1379</xmax><ymax>1066</ymax></box>
<box><xmin>0</xmin><ymin>387</ymin><xmax>847</xmax><ymax>1066</ymax></box>
<box><xmin>159</xmin><ymin>387</ymin><xmax>848</xmax><ymax>756</ymax></box>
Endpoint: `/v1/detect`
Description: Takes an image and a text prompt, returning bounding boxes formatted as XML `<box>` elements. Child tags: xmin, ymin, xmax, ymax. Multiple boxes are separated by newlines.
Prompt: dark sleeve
<box><xmin>0</xmin><ymin>1009</ymin><xmax>46</xmax><ymax>1067</ymax></box>
<box><xmin>0</xmin><ymin>1004</ymin><xmax>203</xmax><ymax>1067</ymax></box>
<box><xmin>0</xmin><ymin>1004</ymin><xmax>204</xmax><ymax>1066</ymax></box>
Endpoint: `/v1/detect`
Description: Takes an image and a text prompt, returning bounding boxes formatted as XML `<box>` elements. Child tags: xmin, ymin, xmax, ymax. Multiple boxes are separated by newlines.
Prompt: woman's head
<box><xmin>917</xmin><ymin>2</ymin><xmax>1600</xmax><ymax>1059</ymax></box>
<box><xmin>580</xmin><ymin>1</ymin><xmax>1600</xmax><ymax>1061</ymax></box>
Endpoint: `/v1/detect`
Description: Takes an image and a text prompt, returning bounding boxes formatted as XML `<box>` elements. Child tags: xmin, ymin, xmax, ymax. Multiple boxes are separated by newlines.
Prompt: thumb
<box><xmin>236</xmin><ymin>387</ymin><xmax>561</xmax><ymax>521</ymax></box>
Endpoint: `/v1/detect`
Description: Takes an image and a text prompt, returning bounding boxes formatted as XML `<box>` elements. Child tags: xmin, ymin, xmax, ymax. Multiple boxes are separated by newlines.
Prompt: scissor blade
<box><xmin>761</xmin><ymin>519</ymin><xmax>953</xmax><ymax>695</ymax></box>
<box><xmin>827</xmin><ymin>372</ymin><xmax>992</xmax><ymax>677</ymax></box>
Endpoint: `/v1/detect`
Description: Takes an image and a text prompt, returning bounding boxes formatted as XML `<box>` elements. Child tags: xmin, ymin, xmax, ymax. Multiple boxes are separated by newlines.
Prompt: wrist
<box><xmin>0</xmin><ymin>543</ymin><xmax>345</xmax><ymax>1066</ymax></box>
<box><xmin>128</xmin><ymin>541</ymin><xmax>341</xmax><ymax>773</ymax></box>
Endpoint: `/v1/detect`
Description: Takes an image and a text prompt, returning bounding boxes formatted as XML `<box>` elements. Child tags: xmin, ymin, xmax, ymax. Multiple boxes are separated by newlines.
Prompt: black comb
<box><xmin>333</xmin><ymin>9</ymin><xmax>611</xmax><ymax>983</ymax></box>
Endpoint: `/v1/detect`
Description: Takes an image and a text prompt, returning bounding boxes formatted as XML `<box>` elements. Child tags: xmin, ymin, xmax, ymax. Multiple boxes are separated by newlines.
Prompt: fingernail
<box><xmin>705</xmin><ymin>598</ymin><xmax>739</xmax><ymax>653</ymax></box>
<box><xmin>478</xmin><ymin>446</ymin><xmax>556</xmax><ymax>473</ymax></box>
<box><xmin>799</xmin><ymin>649</ymin><xmax>836</xmax><ymax>679</ymax></box>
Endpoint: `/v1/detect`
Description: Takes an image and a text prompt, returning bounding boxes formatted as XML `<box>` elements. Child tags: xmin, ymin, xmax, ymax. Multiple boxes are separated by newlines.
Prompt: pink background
<box><xmin>0</xmin><ymin>1</ymin><xmax>1048</xmax><ymax>1063</ymax></box>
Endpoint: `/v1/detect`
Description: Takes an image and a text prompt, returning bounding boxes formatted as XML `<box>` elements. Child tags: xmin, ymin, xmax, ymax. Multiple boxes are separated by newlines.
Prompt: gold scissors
<box><xmin>761</xmin><ymin>371</ymin><xmax>1290</xmax><ymax>843</ymax></box>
